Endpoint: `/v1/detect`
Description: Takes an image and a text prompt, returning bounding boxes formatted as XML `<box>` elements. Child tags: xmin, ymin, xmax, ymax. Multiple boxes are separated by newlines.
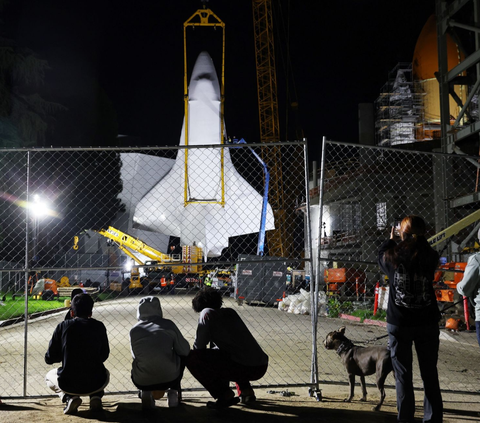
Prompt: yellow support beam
<box><xmin>183</xmin><ymin>7</ymin><xmax>226</xmax><ymax>207</ymax></box>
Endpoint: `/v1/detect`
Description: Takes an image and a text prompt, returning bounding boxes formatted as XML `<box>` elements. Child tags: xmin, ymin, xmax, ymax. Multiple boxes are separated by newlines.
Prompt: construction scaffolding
<box><xmin>375</xmin><ymin>63</ymin><xmax>426</xmax><ymax>146</ymax></box>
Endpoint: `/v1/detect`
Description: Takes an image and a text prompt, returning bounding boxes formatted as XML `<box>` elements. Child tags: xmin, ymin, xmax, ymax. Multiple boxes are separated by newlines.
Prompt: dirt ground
<box><xmin>1</xmin><ymin>386</ymin><xmax>479</xmax><ymax>423</ymax></box>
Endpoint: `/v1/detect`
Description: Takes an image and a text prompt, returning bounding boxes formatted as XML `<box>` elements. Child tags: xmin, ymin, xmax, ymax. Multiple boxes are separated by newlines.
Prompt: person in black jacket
<box><xmin>45</xmin><ymin>293</ymin><xmax>110</xmax><ymax>415</ymax></box>
<box><xmin>187</xmin><ymin>287</ymin><xmax>268</xmax><ymax>409</ymax></box>
<box><xmin>378</xmin><ymin>215</ymin><xmax>443</xmax><ymax>423</ymax></box>
<box><xmin>64</xmin><ymin>288</ymin><xmax>84</xmax><ymax>321</ymax></box>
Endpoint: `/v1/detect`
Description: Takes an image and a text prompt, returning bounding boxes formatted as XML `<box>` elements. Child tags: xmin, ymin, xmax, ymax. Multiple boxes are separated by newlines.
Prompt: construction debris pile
<box><xmin>278</xmin><ymin>289</ymin><xmax>328</xmax><ymax>316</ymax></box>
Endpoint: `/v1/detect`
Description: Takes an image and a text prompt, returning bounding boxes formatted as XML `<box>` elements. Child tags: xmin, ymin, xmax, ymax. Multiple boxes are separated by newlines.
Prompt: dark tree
<box><xmin>0</xmin><ymin>37</ymin><xmax>65</xmax><ymax>147</ymax></box>
<box><xmin>0</xmin><ymin>0</ymin><xmax>125</xmax><ymax>266</ymax></box>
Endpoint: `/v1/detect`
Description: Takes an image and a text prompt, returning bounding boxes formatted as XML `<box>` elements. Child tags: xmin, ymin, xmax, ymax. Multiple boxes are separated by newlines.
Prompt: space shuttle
<box><xmin>133</xmin><ymin>51</ymin><xmax>275</xmax><ymax>257</ymax></box>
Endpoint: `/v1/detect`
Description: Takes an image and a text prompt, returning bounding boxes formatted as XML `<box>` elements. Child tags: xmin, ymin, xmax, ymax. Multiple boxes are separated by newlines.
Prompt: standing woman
<box><xmin>378</xmin><ymin>215</ymin><xmax>443</xmax><ymax>423</ymax></box>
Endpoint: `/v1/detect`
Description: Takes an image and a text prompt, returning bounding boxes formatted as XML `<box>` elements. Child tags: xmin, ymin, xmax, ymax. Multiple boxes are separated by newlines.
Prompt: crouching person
<box><xmin>45</xmin><ymin>293</ymin><xmax>110</xmax><ymax>415</ymax></box>
<box><xmin>130</xmin><ymin>296</ymin><xmax>190</xmax><ymax>410</ymax></box>
<box><xmin>187</xmin><ymin>287</ymin><xmax>269</xmax><ymax>409</ymax></box>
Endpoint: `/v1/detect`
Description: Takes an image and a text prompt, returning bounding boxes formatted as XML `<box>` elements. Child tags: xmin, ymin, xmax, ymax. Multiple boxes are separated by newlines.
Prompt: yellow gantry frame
<box><xmin>183</xmin><ymin>7</ymin><xmax>226</xmax><ymax>207</ymax></box>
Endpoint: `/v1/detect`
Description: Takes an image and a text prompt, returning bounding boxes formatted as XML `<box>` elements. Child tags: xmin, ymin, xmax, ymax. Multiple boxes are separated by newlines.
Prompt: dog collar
<box><xmin>336</xmin><ymin>339</ymin><xmax>354</xmax><ymax>355</ymax></box>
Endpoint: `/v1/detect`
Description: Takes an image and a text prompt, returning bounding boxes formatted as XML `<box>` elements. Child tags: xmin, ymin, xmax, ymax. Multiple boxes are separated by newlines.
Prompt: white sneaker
<box><xmin>167</xmin><ymin>389</ymin><xmax>179</xmax><ymax>407</ymax></box>
<box><xmin>63</xmin><ymin>396</ymin><xmax>82</xmax><ymax>415</ymax></box>
<box><xmin>141</xmin><ymin>390</ymin><xmax>155</xmax><ymax>410</ymax></box>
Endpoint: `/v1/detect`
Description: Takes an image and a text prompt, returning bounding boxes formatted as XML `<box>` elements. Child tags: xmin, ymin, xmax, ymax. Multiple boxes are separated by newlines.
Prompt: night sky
<box><xmin>5</xmin><ymin>0</ymin><xmax>434</xmax><ymax>160</ymax></box>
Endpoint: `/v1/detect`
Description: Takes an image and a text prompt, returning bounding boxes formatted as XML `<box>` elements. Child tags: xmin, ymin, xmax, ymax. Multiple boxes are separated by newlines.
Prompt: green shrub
<box><xmin>350</xmin><ymin>308</ymin><xmax>387</xmax><ymax>322</ymax></box>
<box><xmin>327</xmin><ymin>298</ymin><xmax>353</xmax><ymax>318</ymax></box>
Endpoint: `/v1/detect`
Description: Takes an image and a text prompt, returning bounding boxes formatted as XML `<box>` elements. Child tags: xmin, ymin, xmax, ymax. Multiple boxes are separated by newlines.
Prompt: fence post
<box><xmin>309</xmin><ymin>136</ymin><xmax>327</xmax><ymax>399</ymax></box>
<box><xmin>24</xmin><ymin>151</ymin><xmax>31</xmax><ymax>397</ymax></box>
<box><xmin>303</xmin><ymin>141</ymin><xmax>319</xmax><ymax>397</ymax></box>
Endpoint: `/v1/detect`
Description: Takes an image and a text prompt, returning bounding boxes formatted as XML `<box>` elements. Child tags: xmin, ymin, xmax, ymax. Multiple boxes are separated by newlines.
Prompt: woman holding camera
<box><xmin>378</xmin><ymin>215</ymin><xmax>443</xmax><ymax>423</ymax></box>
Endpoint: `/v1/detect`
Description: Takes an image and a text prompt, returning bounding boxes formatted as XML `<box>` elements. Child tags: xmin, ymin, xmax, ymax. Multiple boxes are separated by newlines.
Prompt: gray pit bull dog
<box><xmin>324</xmin><ymin>326</ymin><xmax>393</xmax><ymax>411</ymax></box>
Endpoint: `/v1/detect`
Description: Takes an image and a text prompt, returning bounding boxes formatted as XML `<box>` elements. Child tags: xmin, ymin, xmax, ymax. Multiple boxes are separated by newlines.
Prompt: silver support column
<box><xmin>24</xmin><ymin>151</ymin><xmax>31</xmax><ymax>397</ymax></box>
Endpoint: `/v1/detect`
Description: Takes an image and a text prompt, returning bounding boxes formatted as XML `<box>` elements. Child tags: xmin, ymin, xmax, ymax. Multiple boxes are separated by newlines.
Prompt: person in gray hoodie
<box><xmin>456</xmin><ymin>228</ymin><xmax>480</xmax><ymax>348</ymax></box>
<box><xmin>129</xmin><ymin>296</ymin><xmax>190</xmax><ymax>410</ymax></box>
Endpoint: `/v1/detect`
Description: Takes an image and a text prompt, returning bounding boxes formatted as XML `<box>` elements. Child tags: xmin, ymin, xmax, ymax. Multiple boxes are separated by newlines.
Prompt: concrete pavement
<box><xmin>1</xmin><ymin>387</ymin><xmax>480</xmax><ymax>423</ymax></box>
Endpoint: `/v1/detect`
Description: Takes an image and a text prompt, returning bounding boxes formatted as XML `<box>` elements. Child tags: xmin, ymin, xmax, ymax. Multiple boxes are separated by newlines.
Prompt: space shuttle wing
<box><xmin>133</xmin><ymin>146</ymin><xmax>275</xmax><ymax>257</ymax></box>
<box><xmin>202</xmin><ymin>154</ymin><xmax>275</xmax><ymax>256</ymax></box>
<box><xmin>132</xmin><ymin>153</ymin><xmax>185</xmax><ymax>238</ymax></box>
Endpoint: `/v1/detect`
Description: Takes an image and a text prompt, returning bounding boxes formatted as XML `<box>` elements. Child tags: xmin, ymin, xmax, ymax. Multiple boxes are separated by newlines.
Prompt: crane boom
<box><xmin>97</xmin><ymin>226</ymin><xmax>202</xmax><ymax>274</ymax></box>
<box><xmin>96</xmin><ymin>226</ymin><xmax>175</xmax><ymax>265</ymax></box>
<box><xmin>252</xmin><ymin>0</ymin><xmax>289</xmax><ymax>257</ymax></box>
<box><xmin>428</xmin><ymin>209</ymin><xmax>480</xmax><ymax>247</ymax></box>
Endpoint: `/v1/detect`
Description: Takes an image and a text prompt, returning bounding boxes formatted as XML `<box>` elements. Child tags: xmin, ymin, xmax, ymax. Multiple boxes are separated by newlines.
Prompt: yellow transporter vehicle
<box><xmin>96</xmin><ymin>226</ymin><xmax>204</xmax><ymax>293</ymax></box>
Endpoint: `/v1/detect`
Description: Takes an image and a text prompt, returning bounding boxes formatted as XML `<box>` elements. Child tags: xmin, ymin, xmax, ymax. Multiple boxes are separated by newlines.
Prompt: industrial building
<box><xmin>308</xmin><ymin>3</ymin><xmax>480</xmax><ymax>299</ymax></box>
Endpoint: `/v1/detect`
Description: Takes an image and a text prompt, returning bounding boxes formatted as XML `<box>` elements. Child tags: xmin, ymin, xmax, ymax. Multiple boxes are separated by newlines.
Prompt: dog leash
<box><xmin>361</xmin><ymin>298</ymin><xmax>465</xmax><ymax>345</ymax></box>
<box><xmin>360</xmin><ymin>299</ymin><xmax>465</xmax><ymax>345</ymax></box>
<box><xmin>439</xmin><ymin>299</ymin><xmax>464</xmax><ymax>314</ymax></box>
<box><xmin>363</xmin><ymin>333</ymin><xmax>389</xmax><ymax>344</ymax></box>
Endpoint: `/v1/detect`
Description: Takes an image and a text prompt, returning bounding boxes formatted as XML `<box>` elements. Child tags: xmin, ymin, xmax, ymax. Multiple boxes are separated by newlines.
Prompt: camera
<box><xmin>393</xmin><ymin>219</ymin><xmax>401</xmax><ymax>237</ymax></box>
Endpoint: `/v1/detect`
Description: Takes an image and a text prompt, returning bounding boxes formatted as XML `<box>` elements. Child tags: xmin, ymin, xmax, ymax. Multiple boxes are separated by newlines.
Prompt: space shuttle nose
<box><xmin>191</xmin><ymin>51</ymin><xmax>215</xmax><ymax>77</ymax></box>
<box><xmin>189</xmin><ymin>51</ymin><xmax>220</xmax><ymax>100</ymax></box>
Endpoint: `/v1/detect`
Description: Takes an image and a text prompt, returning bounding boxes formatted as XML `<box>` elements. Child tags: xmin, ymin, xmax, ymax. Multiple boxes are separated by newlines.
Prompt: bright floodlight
<box><xmin>31</xmin><ymin>195</ymin><xmax>50</xmax><ymax>218</ymax></box>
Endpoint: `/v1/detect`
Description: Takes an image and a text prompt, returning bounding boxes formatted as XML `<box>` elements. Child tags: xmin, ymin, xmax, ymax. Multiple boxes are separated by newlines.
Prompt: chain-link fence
<box><xmin>0</xmin><ymin>142</ymin><xmax>315</xmax><ymax>398</ymax></box>
<box><xmin>1</xmin><ymin>140</ymin><xmax>479</xmax><ymax>399</ymax></box>
<box><xmin>313</xmin><ymin>140</ymin><xmax>480</xmax><ymax>394</ymax></box>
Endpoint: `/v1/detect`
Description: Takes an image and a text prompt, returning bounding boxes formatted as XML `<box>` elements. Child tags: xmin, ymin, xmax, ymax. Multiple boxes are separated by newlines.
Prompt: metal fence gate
<box><xmin>1</xmin><ymin>139</ymin><xmax>479</xmax><ymax>399</ymax></box>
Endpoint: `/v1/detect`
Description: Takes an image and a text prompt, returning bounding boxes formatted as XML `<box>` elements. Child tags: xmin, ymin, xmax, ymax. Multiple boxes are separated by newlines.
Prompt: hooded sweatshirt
<box><xmin>130</xmin><ymin>296</ymin><xmax>190</xmax><ymax>387</ymax></box>
<box><xmin>457</xmin><ymin>252</ymin><xmax>480</xmax><ymax>321</ymax></box>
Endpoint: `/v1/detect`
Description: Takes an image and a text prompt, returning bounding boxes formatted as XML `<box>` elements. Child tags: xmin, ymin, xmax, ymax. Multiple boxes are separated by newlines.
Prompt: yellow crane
<box><xmin>428</xmin><ymin>209</ymin><xmax>480</xmax><ymax>248</ymax></box>
<box><xmin>252</xmin><ymin>0</ymin><xmax>290</xmax><ymax>257</ymax></box>
<box><xmin>96</xmin><ymin>226</ymin><xmax>204</xmax><ymax>291</ymax></box>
